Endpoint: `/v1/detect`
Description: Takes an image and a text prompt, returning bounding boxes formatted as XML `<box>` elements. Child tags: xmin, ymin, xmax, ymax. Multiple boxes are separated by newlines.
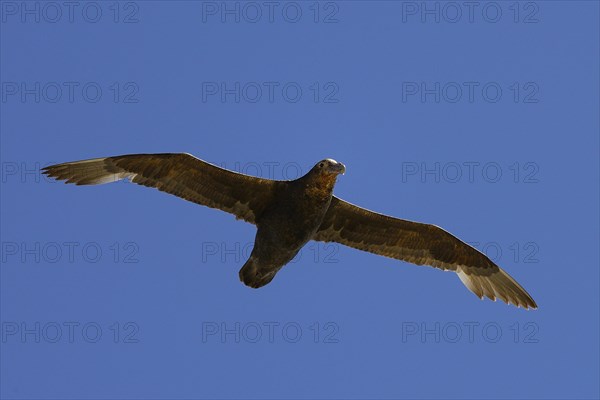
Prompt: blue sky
<box><xmin>1</xmin><ymin>1</ymin><xmax>599</xmax><ymax>399</ymax></box>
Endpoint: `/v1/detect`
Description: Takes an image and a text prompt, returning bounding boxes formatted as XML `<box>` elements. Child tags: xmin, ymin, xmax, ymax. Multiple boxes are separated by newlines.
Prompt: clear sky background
<box><xmin>1</xmin><ymin>1</ymin><xmax>599</xmax><ymax>399</ymax></box>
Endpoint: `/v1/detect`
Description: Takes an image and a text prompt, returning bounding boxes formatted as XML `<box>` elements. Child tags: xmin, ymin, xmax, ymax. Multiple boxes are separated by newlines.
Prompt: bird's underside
<box><xmin>42</xmin><ymin>153</ymin><xmax>538</xmax><ymax>309</ymax></box>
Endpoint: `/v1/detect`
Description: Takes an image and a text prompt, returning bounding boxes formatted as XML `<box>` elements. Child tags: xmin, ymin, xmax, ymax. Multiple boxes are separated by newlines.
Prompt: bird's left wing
<box><xmin>42</xmin><ymin>153</ymin><xmax>277</xmax><ymax>224</ymax></box>
<box><xmin>313</xmin><ymin>196</ymin><xmax>537</xmax><ymax>309</ymax></box>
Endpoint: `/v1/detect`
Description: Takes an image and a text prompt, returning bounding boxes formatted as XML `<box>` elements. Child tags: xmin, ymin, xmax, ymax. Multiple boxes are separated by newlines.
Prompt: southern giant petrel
<box><xmin>42</xmin><ymin>153</ymin><xmax>537</xmax><ymax>309</ymax></box>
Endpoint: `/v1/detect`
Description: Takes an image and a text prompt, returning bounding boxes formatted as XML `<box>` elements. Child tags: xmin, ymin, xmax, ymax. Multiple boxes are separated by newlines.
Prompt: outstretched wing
<box><xmin>42</xmin><ymin>153</ymin><xmax>277</xmax><ymax>224</ymax></box>
<box><xmin>314</xmin><ymin>196</ymin><xmax>537</xmax><ymax>309</ymax></box>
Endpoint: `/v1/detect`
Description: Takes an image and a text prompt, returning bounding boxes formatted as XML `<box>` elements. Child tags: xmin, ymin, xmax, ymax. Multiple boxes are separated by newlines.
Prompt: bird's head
<box><xmin>311</xmin><ymin>158</ymin><xmax>346</xmax><ymax>177</ymax></box>
<box><xmin>303</xmin><ymin>159</ymin><xmax>346</xmax><ymax>192</ymax></box>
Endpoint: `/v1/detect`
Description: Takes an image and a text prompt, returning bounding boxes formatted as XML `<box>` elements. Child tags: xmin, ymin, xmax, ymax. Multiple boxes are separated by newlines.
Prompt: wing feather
<box><xmin>314</xmin><ymin>196</ymin><xmax>537</xmax><ymax>309</ymax></box>
<box><xmin>42</xmin><ymin>153</ymin><xmax>277</xmax><ymax>224</ymax></box>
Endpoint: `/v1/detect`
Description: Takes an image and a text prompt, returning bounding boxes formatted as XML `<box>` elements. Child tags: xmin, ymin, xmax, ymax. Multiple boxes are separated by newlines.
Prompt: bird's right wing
<box><xmin>42</xmin><ymin>153</ymin><xmax>278</xmax><ymax>224</ymax></box>
<box><xmin>313</xmin><ymin>196</ymin><xmax>537</xmax><ymax>309</ymax></box>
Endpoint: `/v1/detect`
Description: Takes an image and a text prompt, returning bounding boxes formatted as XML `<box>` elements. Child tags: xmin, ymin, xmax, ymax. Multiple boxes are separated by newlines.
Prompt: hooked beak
<box><xmin>331</xmin><ymin>162</ymin><xmax>346</xmax><ymax>175</ymax></box>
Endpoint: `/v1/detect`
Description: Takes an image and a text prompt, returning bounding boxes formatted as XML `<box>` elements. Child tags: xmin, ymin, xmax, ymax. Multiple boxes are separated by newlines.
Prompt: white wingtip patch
<box><xmin>456</xmin><ymin>266</ymin><xmax>536</xmax><ymax>310</ymax></box>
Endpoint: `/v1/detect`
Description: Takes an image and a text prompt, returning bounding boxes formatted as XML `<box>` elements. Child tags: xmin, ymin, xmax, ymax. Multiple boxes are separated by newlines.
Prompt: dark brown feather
<box><xmin>314</xmin><ymin>196</ymin><xmax>537</xmax><ymax>309</ymax></box>
<box><xmin>41</xmin><ymin>153</ymin><xmax>277</xmax><ymax>224</ymax></box>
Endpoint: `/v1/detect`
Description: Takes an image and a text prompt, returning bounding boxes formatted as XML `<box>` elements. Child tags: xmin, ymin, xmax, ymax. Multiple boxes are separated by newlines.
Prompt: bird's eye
<box><xmin>319</xmin><ymin>163</ymin><xmax>324</xmax><ymax>168</ymax></box>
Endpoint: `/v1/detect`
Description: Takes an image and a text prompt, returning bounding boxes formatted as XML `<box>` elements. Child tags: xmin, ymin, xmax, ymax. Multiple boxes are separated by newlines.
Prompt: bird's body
<box><xmin>241</xmin><ymin>163</ymin><xmax>339</xmax><ymax>287</ymax></box>
<box><xmin>42</xmin><ymin>153</ymin><xmax>537</xmax><ymax>309</ymax></box>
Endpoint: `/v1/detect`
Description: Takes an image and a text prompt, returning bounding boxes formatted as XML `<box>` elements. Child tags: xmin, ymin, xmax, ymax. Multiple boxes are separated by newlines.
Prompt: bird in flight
<box><xmin>42</xmin><ymin>153</ymin><xmax>537</xmax><ymax>309</ymax></box>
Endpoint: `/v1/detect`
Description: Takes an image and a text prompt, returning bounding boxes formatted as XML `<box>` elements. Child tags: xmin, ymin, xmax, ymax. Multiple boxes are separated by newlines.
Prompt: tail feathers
<box><xmin>239</xmin><ymin>257</ymin><xmax>278</xmax><ymax>289</ymax></box>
